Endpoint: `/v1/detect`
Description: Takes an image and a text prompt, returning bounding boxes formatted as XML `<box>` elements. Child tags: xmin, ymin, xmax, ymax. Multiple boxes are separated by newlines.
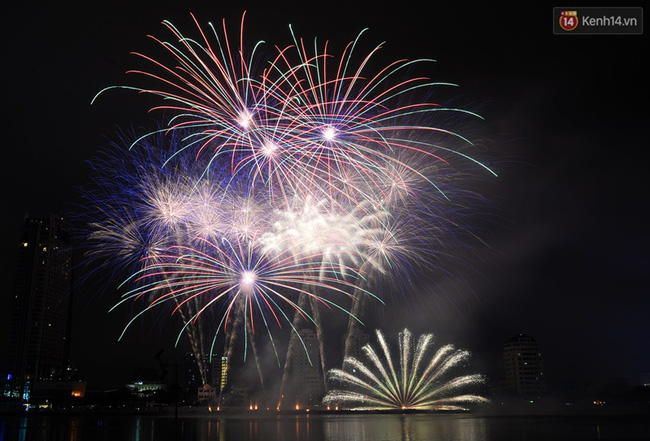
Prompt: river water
<box><xmin>0</xmin><ymin>412</ymin><xmax>648</xmax><ymax>441</ymax></box>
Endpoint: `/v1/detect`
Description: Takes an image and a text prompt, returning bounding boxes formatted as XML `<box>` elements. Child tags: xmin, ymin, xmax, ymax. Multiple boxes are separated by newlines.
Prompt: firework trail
<box><xmin>276</xmin><ymin>288</ymin><xmax>309</xmax><ymax>408</ymax></box>
<box><xmin>341</xmin><ymin>152</ymin><xmax>490</xmax><ymax>360</ymax></box>
<box><xmin>114</xmin><ymin>233</ymin><xmax>363</xmax><ymax>366</ymax></box>
<box><xmin>221</xmin><ymin>297</ymin><xmax>266</xmax><ymax>394</ymax></box>
<box><xmin>324</xmin><ymin>329</ymin><xmax>488</xmax><ymax>410</ymax></box>
<box><xmin>260</xmin><ymin>194</ymin><xmax>384</xmax><ymax>399</ymax></box>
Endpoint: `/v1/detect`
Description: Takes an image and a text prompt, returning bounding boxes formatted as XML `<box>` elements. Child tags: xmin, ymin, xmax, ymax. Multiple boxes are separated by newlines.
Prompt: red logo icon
<box><xmin>559</xmin><ymin>11</ymin><xmax>579</xmax><ymax>31</ymax></box>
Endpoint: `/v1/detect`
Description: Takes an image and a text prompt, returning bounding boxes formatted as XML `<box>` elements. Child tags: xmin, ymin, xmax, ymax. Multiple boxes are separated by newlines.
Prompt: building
<box><xmin>289</xmin><ymin>328</ymin><xmax>324</xmax><ymax>407</ymax></box>
<box><xmin>178</xmin><ymin>351</ymin><xmax>223</xmax><ymax>403</ymax></box>
<box><xmin>179</xmin><ymin>352</ymin><xmax>211</xmax><ymax>390</ymax></box>
<box><xmin>197</xmin><ymin>383</ymin><xmax>216</xmax><ymax>403</ymax></box>
<box><xmin>502</xmin><ymin>334</ymin><xmax>545</xmax><ymax>398</ymax></box>
<box><xmin>219</xmin><ymin>356</ymin><xmax>228</xmax><ymax>393</ymax></box>
<box><xmin>3</xmin><ymin>215</ymin><xmax>73</xmax><ymax>402</ymax></box>
<box><xmin>126</xmin><ymin>380</ymin><xmax>166</xmax><ymax>398</ymax></box>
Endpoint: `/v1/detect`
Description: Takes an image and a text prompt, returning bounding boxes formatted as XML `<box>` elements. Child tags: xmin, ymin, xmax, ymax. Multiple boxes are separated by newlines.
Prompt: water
<box><xmin>0</xmin><ymin>413</ymin><xmax>648</xmax><ymax>441</ymax></box>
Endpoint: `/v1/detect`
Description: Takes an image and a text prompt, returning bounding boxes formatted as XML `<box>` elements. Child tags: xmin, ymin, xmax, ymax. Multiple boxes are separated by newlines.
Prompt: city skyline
<box><xmin>1</xmin><ymin>1</ymin><xmax>648</xmax><ymax>399</ymax></box>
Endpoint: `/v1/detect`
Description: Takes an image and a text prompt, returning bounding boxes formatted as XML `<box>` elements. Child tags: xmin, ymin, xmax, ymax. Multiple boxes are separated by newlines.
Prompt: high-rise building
<box><xmin>290</xmin><ymin>328</ymin><xmax>324</xmax><ymax>406</ymax></box>
<box><xmin>179</xmin><ymin>352</ymin><xmax>212</xmax><ymax>390</ymax></box>
<box><xmin>502</xmin><ymin>334</ymin><xmax>545</xmax><ymax>398</ymax></box>
<box><xmin>3</xmin><ymin>215</ymin><xmax>73</xmax><ymax>401</ymax></box>
<box><xmin>219</xmin><ymin>356</ymin><xmax>228</xmax><ymax>393</ymax></box>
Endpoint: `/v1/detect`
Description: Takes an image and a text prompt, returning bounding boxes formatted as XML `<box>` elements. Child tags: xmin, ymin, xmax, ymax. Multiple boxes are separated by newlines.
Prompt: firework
<box><xmin>92</xmin><ymin>13</ymin><xmax>494</xmax><ymax>204</ymax></box>
<box><xmin>113</xmin><ymin>234</ymin><xmax>363</xmax><ymax>360</ymax></box>
<box><xmin>78</xmin><ymin>132</ymin><xmax>179</xmax><ymax>276</ymax></box>
<box><xmin>324</xmin><ymin>329</ymin><xmax>487</xmax><ymax>410</ymax></box>
<box><xmin>82</xmin><ymin>11</ymin><xmax>495</xmax><ymax>400</ymax></box>
<box><xmin>77</xmin><ymin>132</ymin><xmax>226</xmax><ymax>384</ymax></box>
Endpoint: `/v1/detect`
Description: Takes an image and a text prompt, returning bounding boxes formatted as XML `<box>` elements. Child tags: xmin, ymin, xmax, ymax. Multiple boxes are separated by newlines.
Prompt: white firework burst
<box><xmin>324</xmin><ymin>328</ymin><xmax>488</xmax><ymax>410</ymax></box>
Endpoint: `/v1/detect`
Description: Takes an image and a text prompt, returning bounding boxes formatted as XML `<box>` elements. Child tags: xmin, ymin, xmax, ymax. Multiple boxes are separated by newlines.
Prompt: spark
<box><xmin>324</xmin><ymin>329</ymin><xmax>488</xmax><ymax>410</ymax></box>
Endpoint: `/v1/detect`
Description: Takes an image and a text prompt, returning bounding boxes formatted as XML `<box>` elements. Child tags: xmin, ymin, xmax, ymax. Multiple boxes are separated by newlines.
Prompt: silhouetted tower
<box><xmin>180</xmin><ymin>352</ymin><xmax>212</xmax><ymax>389</ymax></box>
<box><xmin>290</xmin><ymin>328</ymin><xmax>324</xmax><ymax>407</ymax></box>
<box><xmin>4</xmin><ymin>215</ymin><xmax>73</xmax><ymax>400</ymax></box>
<box><xmin>502</xmin><ymin>334</ymin><xmax>545</xmax><ymax>399</ymax></box>
<box><xmin>344</xmin><ymin>332</ymin><xmax>369</xmax><ymax>363</ymax></box>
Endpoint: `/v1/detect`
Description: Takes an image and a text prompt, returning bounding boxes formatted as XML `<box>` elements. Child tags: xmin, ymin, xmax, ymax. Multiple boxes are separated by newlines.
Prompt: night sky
<box><xmin>2</xmin><ymin>2</ymin><xmax>648</xmax><ymax>392</ymax></box>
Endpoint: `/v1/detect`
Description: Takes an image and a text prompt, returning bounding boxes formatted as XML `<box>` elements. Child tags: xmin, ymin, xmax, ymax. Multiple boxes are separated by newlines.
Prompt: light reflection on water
<box><xmin>0</xmin><ymin>413</ymin><xmax>648</xmax><ymax>441</ymax></box>
<box><xmin>322</xmin><ymin>414</ymin><xmax>487</xmax><ymax>441</ymax></box>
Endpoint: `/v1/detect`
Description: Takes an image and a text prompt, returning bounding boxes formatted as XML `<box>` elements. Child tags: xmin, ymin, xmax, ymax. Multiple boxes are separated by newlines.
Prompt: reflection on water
<box><xmin>0</xmin><ymin>413</ymin><xmax>648</xmax><ymax>441</ymax></box>
<box><xmin>19</xmin><ymin>417</ymin><xmax>27</xmax><ymax>441</ymax></box>
<box><xmin>322</xmin><ymin>414</ymin><xmax>487</xmax><ymax>441</ymax></box>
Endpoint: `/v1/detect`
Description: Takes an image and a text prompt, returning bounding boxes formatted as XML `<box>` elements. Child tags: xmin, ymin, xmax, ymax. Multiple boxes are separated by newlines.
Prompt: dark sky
<box><xmin>2</xmin><ymin>2</ymin><xmax>648</xmax><ymax>392</ymax></box>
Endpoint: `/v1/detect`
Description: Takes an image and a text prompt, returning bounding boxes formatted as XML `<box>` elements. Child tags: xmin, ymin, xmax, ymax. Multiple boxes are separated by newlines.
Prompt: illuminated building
<box><xmin>126</xmin><ymin>380</ymin><xmax>166</xmax><ymax>397</ymax></box>
<box><xmin>3</xmin><ymin>215</ymin><xmax>73</xmax><ymax>401</ymax></box>
<box><xmin>502</xmin><ymin>334</ymin><xmax>545</xmax><ymax>398</ymax></box>
<box><xmin>70</xmin><ymin>381</ymin><xmax>86</xmax><ymax>398</ymax></box>
<box><xmin>198</xmin><ymin>384</ymin><xmax>216</xmax><ymax>402</ymax></box>
<box><xmin>220</xmin><ymin>356</ymin><xmax>228</xmax><ymax>392</ymax></box>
